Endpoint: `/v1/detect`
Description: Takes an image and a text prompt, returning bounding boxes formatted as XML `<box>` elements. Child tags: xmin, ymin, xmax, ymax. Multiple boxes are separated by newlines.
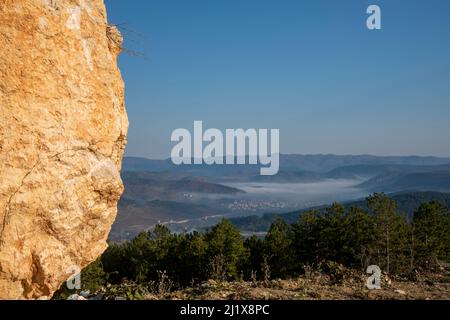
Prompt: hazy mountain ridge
<box><xmin>123</xmin><ymin>155</ymin><xmax>450</xmax><ymax>176</ymax></box>
<box><xmin>279</xmin><ymin>154</ymin><xmax>450</xmax><ymax>172</ymax></box>
<box><xmin>121</xmin><ymin>171</ymin><xmax>244</xmax><ymax>201</ymax></box>
<box><xmin>357</xmin><ymin>171</ymin><xmax>450</xmax><ymax>193</ymax></box>
<box><xmin>123</xmin><ymin>155</ymin><xmax>450</xmax><ymax>184</ymax></box>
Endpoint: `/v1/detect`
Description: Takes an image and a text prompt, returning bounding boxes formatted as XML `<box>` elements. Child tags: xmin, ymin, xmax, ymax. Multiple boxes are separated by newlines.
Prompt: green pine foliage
<box><xmin>264</xmin><ymin>218</ymin><xmax>296</xmax><ymax>278</ymax></box>
<box><xmin>71</xmin><ymin>194</ymin><xmax>449</xmax><ymax>293</ymax></box>
<box><xmin>412</xmin><ymin>201</ymin><xmax>450</xmax><ymax>267</ymax></box>
<box><xmin>205</xmin><ymin>219</ymin><xmax>248</xmax><ymax>280</ymax></box>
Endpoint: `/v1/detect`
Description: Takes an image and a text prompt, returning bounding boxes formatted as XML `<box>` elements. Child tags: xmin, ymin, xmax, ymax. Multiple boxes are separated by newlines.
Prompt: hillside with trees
<box><xmin>55</xmin><ymin>193</ymin><xmax>450</xmax><ymax>299</ymax></box>
<box><xmin>230</xmin><ymin>191</ymin><xmax>450</xmax><ymax>232</ymax></box>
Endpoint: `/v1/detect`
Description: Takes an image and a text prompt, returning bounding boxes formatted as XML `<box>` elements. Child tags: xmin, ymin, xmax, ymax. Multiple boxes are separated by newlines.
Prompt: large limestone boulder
<box><xmin>0</xmin><ymin>0</ymin><xmax>128</xmax><ymax>299</ymax></box>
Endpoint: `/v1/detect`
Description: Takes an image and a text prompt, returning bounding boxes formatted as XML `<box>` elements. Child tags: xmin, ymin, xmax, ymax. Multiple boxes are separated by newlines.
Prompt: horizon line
<box><xmin>123</xmin><ymin>153</ymin><xmax>450</xmax><ymax>161</ymax></box>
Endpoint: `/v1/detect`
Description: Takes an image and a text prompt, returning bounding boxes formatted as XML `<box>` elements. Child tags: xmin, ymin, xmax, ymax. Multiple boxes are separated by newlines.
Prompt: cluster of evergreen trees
<box><xmin>91</xmin><ymin>193</ymin><xmax>449</xmax><ymax>289</ymax></box>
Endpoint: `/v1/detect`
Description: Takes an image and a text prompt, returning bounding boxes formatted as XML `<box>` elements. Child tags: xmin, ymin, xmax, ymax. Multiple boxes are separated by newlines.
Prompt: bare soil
<box><xmin>160</xmin><ymin>269</ymin><xmax>450</xmax><ymax>300</ymax></box>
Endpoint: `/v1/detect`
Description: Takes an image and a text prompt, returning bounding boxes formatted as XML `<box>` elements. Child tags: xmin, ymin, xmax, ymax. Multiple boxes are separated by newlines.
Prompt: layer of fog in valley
<box><xmin>160</xmin><ymin>179</ymin><xmax>369</xmax><ymax>233</ymax></box>
<box><xmin>217</xmin><ymin>179</ymin><xmax>368</xmax><ymax>214</ymax></box>
<box><xmin>225</xmin><ymin>179</ymin><xmax>366</xmax><ymax>203</ymax></box>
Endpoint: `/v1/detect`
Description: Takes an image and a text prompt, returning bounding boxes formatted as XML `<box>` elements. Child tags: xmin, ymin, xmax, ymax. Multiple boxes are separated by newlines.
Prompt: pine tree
<box><xmin>367</xmin><ymin>193</ymin><xmax>409</xmax><ymax>274</ymax></box>
<box><xmin>320</xmin><ymin>202</ymin><xmax>346</xmax><ymax>262</ymax></box>
<box><xmin>127</xmin><ymin>231</ymin><xmax>155</xmax><ymax>282</ymax></box>
<box><xmin>205</xmin><ymin>219</ymin><xmax>248</xmax><ymax>279</ymax></box>
<box><xmin>342</xmin><ymin>206</ymin><xmax>376</xmax><ymax>269</ymax></box>
<box><xmin>81</xmin><ymin>258</ymin><xmax>107</xmax><ymax>291</ymax></box>
<box><xmin>292</xmin><ymin>210</ymin><xmax>321</xmax><ymax>265</ymax></box>
<box><xmin>175</xmin><ymin>231</ymin><xmax>208</xmax><ymax>285</ymax></box>
<box><xmin>243</xmin><ymin>235</ymin><xmax>264</xmax><ymax>280</ymax></box>
<box><xmin>264</xmin><ymin>218</ymin><xmax>296</xmax><ymax>278</ymax></box>
<box><xmin>413</xmin><ymin>201</ymin><xmax>450</xmax><ymax>268</ymax></box>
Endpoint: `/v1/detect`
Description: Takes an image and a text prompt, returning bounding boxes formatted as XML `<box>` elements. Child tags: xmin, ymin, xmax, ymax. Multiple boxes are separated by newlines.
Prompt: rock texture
<box><xmin>0</xmin><ymin>0</ymin><xmax>128</xmax><ymax>299</ymax></box>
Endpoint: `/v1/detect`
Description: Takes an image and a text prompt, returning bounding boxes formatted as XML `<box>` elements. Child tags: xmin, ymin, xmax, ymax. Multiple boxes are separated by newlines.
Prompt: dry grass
<box><xmin>158</xmin><ymin>268</ymin><xmax>450</xmax><ymax>300</ymax></box>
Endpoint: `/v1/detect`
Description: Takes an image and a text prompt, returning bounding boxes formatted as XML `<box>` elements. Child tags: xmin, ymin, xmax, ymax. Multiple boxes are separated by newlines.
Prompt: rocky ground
<box><xmin>163</xmin><ymin>270</ymin><xmax>449</xmax><ymax>300</ymax></box>
<box><xmin>67</xmin><ymin>267</ymin><xmax>449</xmax><ymax>300</ymax></box>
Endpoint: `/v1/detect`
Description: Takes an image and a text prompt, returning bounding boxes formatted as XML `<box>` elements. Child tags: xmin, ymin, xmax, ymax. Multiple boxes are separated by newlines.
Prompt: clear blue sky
<box><xmin>105</xmin><ymin>0</ymin><xmax>450</xmax><ymax>159</ymax></box>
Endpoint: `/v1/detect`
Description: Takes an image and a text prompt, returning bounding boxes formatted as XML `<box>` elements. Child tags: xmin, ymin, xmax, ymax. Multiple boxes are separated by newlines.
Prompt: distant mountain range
<box><xmin>123</xmin><ymin>155</ymin><xmax>450</xmax><ymax>185</ymax></box>
<box><xmin>123</xmin><ymin>154</ymin><xmax>450</xmax><ymax>174</ymax></box>
<box><xmin>123</xmin><ymin>155</ymin><xmax>450</xmax><ymax>191</ymax></box>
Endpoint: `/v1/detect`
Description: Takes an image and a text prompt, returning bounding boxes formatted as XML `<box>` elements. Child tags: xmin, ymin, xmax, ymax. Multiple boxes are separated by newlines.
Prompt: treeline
<box><xmin>230</xmin><ymin>191</ymin><xmax>450</xmax><ymax>232</ymax></box>
<box><xmin>85</xmin><ymin>193</ymin><xmax>450</xmax><ymax>290</ymax></box>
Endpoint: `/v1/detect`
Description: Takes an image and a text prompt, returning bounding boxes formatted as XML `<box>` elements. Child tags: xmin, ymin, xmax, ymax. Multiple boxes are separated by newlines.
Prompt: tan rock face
<box><xmin>0</xmin><ymin>0</ymin><xmax>128</xmax><ymax>299</ymax></box>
